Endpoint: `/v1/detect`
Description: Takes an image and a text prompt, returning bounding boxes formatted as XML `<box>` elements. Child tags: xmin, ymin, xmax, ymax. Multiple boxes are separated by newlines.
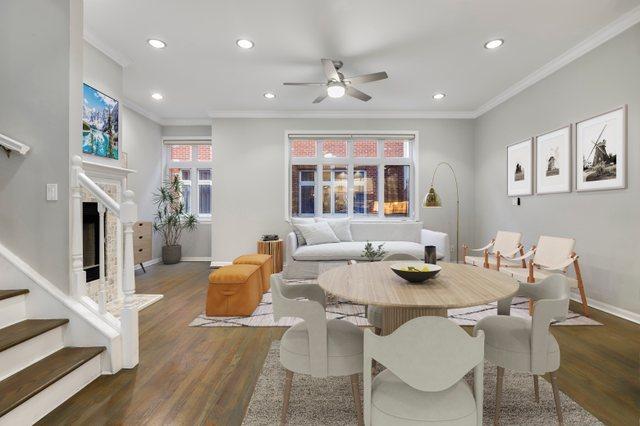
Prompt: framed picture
<box><xmin>535</xmin><ymin>126</ymin><xmax>571</xmax><ymax>194</ymax></box>
<box><xmin>82</xmin><ymin>83</ymin><xmax>119</xmax><ymax>160</ymax></box>
<box><xmin>575</xmin><ymin>106</ymin><xmax>626</xmax><ymax>191</ymax></box>
<box><xmin>507</xmin><ymin>138</ymin><xmax>533</xmax><ymax>196</ymax></box>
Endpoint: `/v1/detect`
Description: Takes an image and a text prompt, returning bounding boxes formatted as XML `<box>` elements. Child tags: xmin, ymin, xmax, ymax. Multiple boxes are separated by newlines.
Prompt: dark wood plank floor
<box><xmin>39</xmin><ymin>261</ymin><xmax>640</xmax><ymax>425</ymax></box>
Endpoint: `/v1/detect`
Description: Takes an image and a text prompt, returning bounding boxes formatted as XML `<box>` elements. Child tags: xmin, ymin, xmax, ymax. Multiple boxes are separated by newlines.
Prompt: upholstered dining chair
<box><xmin>473</xmin><ymin>274</ymin><xmax>570</xmax><ymax>425</ymax></box>
<box><xmin>463</xmin><ymin>231</ymin><xmax>524</xmax><ymax>270</ymax></box>
<box><xmin>271</xmin><ymin>274</ymin><xmax>364</xmax><ymax>425</ymax></box>
<box><xmin>363</xmin><ymin>316</ymin><xmax>485</xmax><ymax>425</ymax></box>
<box><xmin>363</xmin><ymin>253</ymin><xmax>421</xmax><ymax>335</ymax></box>
<box><xmin>499</xmin><ymin>235</ymin><xmax>589</xmax><ymax>316</ymax></box>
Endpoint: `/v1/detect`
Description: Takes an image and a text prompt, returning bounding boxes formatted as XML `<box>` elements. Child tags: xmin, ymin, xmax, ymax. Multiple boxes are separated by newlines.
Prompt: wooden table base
<box><xmin>381</xmin><ymin>307</ymin><xmax>447</xmax><ymax>335</ymax></box>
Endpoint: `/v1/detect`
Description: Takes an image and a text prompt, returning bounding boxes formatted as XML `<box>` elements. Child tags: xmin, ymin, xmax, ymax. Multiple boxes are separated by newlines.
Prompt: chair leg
<box><xmin>533</xmin><ymin>374</ymin><xmax>539</xmax><ymax>403</ymax></box>
<box><xmin>494</xmin><ymin>366</ymin><xmax>504</xmax><ymax>425</ymax></box>
<box><xmin>350</xmin><ymin>374</ymin><xmax>364</xmax><ymax>426</ymax></box>
<box><xmin>549</xmin><ymin>371</ymin><xmax>563</xmax><ymax>425</ymax></box>
<box><xmin>281</xmin><ymin>369</ymin><xmax>293</xmax><ymax>425</ymax></box>
<box><xmin>573</xmin><ymin>257</ymin><xmax>589</xmax><ymax>317</ymax></box>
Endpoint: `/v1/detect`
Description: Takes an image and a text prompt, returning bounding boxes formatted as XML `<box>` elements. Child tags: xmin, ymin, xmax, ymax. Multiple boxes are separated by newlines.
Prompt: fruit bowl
<box><xmin>390</xmin><ymin>262</ymin><xmax>442</xmax><ymax>284</ymax></box>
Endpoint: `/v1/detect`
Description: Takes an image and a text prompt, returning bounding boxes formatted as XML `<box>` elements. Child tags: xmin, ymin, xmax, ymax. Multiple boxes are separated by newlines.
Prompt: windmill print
<box><xmin>582</xmin><ymin>123</ymin><xmax>617</xmax><ymax>182</ymax></box>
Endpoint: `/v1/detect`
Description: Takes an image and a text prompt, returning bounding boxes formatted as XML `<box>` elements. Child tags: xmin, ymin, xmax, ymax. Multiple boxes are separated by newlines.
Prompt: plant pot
<box><xmin>162</xmin><ymin>245</ymin><xmax>182</xmax><ymax>264</ymax></box>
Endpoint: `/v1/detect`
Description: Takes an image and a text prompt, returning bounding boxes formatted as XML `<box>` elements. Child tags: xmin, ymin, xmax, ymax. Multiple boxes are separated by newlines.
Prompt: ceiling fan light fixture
<box><xmin>327</xmin><ymin>82</ymin><xmax>346</xmax><ymax>98</ymax></box>
<box><xmin>484</xmin><ymin>39</ymin><xmax>504</xmax><ymax>49</ymax></box>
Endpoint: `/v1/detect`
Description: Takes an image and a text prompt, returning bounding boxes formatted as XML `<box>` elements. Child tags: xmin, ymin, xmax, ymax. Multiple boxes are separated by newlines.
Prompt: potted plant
<box><xmin>153</xmin><ymin>175</ymin><xmax>198</xmax><ymax>264</ymax></box>
<box><xmin>362</xmin><ymin>241</ymin><xmax>386</xmax><ymax>262</ymax></box>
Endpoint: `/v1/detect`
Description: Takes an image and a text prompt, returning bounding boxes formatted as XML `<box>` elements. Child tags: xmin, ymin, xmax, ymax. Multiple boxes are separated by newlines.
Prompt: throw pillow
<box><xmin>290</xmin><ymin>217</ymin><xmax>315</xmax><ymax>245</ymax></box>
<box><xmin>315</xmin><ymin>217</ymin><xmax>353</xmax><ymax>242</ymax></box>
<box><xmin>296</xmin><ymin>221</ymin><xmax>340</xmax><ymax>246</ymax></box>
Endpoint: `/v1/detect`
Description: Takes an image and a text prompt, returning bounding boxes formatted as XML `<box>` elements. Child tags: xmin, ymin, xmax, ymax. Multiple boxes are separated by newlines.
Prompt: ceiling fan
<box><xmin>283</xmin><ymin>59</ymin><xmax>388</xmax><ymax>103</ymax></box>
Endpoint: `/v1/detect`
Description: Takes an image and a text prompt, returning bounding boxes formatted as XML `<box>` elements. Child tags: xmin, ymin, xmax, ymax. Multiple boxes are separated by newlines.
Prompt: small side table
<box><xmin>257</xmin><ymin>239</ymin><xmax>284</xmax><ymax>273</ymax></box>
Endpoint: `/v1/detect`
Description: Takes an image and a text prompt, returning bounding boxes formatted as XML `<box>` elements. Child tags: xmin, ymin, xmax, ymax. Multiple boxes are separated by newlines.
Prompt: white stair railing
<box><xmin>70</xmin><ymin>155</ymin><xmax>139</xmax><ymax>368</ymax></box>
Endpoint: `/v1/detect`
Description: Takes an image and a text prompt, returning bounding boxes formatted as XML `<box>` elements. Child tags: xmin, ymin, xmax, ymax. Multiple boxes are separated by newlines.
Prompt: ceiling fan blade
<box><xmin>283</xmin><ymin>82</ymin><xmax>326</xmax><ymax>86</ymax></box>
<box><xmin>346</xmin><ymin>71</ymin><xmax>388</xmax><ymax>85</ymax></box>
<box><xmin>346</xmin><ymin>86</ymin><xmax>371</xmax><ymax>102</ymax></box>
<box><xmin>321</xmin><ymin>59</ymin><xmax>340</xmax><ymax>82</ymax></box>
<box><xmin>313</xmin><ymin>94</ymin><xmax>327</xmax><ymax>104</ymax></box>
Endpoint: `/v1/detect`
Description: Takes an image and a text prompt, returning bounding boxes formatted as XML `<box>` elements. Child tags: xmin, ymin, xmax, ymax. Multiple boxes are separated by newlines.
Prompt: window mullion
<box><xmin>315</xmin><ymin>163</ymin><xmax>322</xmax><ymax>216</ymax></box>
<box><xmin>378</xmin><ymin>163</ymin><xmax>385</xmax><ymax>219</ymax></box>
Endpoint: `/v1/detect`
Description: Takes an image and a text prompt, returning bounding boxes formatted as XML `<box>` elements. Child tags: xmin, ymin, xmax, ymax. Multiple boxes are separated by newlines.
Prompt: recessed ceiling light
<box><xmin>484</xmin><ymin>39</ymin><xmax>504</xmax><ymax>49</ymax></box>
<box><xmin>263</xmin><ymin>92</ymin><xmax>276</xmax><ymax>99</ymax></box>
<box><xmin>151</xmin><ymin>93</ymin><xmax>164</xmax><ymax>101</ymax></box>
<box><xmin>147</xmin><ymin>39</ymin><xmax>166</xmax><ymax>49</ymax></box>
<box><xmin>236</xmin><ymin>39</ymin><xmax>254</xmax><ymax>49</ymax></box>
<box><xmin>433</xmin><ymin>93</ymin><xmax>446</xmax><ymax>100</ymax></box>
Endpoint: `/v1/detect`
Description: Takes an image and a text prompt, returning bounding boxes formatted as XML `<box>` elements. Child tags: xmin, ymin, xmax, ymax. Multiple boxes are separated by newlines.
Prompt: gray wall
<box><xmin>162</xmin><ymin>125</ymin><xmax>212</xmax><ymax>138</ymax></box>
<box><xmin>211</xmin><ymin>118</ymin><xmax>475</xmax><ymax>263</ymax></box>
<box><xmin>474</xmin><ymin>24</ymin><xmax>640</xmax><ymax>315</ymax></box>
<box><xmin>0</xmin><ymin>0</ymin><xmax>82</xmax><ymax>291</ymax></box>
<box><xmin>122</xmin><ymin>107</ymin><xmax>164</xmax><ymax>259</ymax></box>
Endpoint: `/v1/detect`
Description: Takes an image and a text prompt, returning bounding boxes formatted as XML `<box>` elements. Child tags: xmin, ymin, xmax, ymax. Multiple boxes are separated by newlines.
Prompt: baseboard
<box><xmin>134</xmin><ymin>258</ymin><xmax>161</xmax><ymax>271</ymax></box>
<box><xmin>571</xmin><ymin>293</ymin><xmax>640</xmax><ymax>324</ymax></box>
<box><xmin>210</xmin><ymin>261</ymin><xmax>232</xmax><ymax>268</ymax></box>
<box><xmin>181</xmin><ymin>257</ymin><xmax>212</xmax><ymax>262</ymax></box>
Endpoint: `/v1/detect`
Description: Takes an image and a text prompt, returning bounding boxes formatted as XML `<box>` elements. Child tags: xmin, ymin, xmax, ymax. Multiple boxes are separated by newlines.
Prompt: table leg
<box><xmin>381</xmin><ymin>307</ymin><xmax>447</xmax><ymax>335</ymax></box>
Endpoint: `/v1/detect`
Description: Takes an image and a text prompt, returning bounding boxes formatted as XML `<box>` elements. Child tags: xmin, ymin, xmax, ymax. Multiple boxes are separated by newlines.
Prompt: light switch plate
<box><xmin>46</xmin><ymin>183</ymin><xmax>58</xmax><ymax>201</ymax></box>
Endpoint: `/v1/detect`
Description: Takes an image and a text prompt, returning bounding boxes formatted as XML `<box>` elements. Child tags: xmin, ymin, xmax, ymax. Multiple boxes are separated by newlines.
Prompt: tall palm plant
<box><xmin>153</xmin><ymin>175</ymin><xmax>197</xmax><ymax>263</ymax></box>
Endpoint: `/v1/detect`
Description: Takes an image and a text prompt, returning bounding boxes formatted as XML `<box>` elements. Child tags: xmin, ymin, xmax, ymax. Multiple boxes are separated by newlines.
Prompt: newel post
<box><xmin>71</xmin><ymin>155</ymin><xmax>86</xmax><ymax>297</ymax></box>
<box><xmin>120</xmin><ymin>189</ymin><xmax>139</xmax><ymax>368</ymax></box>
<box><xmin>97</xmin><ymin>203</ymin><xmax>107</xmax><ymax>314</ymax></box>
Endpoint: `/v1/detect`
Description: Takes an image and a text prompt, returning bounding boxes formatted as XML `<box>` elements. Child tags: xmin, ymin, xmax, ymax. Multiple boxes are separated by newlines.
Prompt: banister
<box><xmin>0</xmin><ymin>131</ymin><xmax>30</xmax><ymax>157</ymax></box>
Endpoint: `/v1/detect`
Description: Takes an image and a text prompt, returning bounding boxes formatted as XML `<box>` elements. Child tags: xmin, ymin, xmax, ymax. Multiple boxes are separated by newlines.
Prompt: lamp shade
<box><xmin>423</xmin><ymin>186</ymin><xmax>442</xmax><ymax>208</ymax></box>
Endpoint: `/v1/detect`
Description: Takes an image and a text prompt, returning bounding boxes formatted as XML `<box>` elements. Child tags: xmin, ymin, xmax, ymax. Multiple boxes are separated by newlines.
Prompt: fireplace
<box><xmin>83</xmin><ymin>202</ymin><xmax>106</xmax><ymax>282</ymax></box>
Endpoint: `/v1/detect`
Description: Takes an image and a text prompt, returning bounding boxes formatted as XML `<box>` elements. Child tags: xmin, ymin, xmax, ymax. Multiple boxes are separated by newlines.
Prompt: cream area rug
<box><xmin>107</xmin><ymin>294</ymin><xmax>163</xmax><ymax>318</ymax></box>
<box><xmin>189</xmin><ymin>282</ymin><xmax>601</xmax><ymax>328</ymax></box>
<box><xmin>242</xmin><ymin>342</ymin><xmax>601</xmax><ymax>425</ymax></box>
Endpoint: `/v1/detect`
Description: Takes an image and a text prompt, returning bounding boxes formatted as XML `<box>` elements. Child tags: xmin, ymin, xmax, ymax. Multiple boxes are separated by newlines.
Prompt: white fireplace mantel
<box><xmin>81</xmin><ymin>159</ymin><xmax>137</xmax><ymax>180</ymax></box>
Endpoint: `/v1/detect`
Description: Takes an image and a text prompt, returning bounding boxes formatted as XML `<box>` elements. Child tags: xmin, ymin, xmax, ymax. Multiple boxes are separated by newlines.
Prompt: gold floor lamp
<box><xmin>423</xmin><ymin>162</ymin><xmax>460</xmax><ymax>263</ymax></box>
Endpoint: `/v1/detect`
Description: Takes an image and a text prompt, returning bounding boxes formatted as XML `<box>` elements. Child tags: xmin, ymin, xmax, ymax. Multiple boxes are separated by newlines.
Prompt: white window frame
<box><xmin>162</xmin><ymin>137</ymin><xmax>213</xmax><ymax>222</ymax></box>
<box><xmin>284</xmin><ymin>131</ymin><xmax>419</xmax><ymax>221</ymax></box>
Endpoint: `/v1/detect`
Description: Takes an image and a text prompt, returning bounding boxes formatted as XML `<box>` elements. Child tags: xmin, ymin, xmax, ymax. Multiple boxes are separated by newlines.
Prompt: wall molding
<box><xmin>208</xmin><ymin>110</ymin><xmax>475</xmax><ymax>119</ymax></box>
<box><xmin>84</xmin><ymin>30</ymin><xmax>132</xmax><ymax>68</ymax></box>
<box><xmin>474</xmin><ymin>4</ymin><xmax>640</xmax><ymax>117</ymax></box>
<box><xmin>121</xmin><ymin>98</ymin><xmax>164</xmax><ymax>125</ymax></box>
<box><xmin>572</xmin><ymin>294</ymin><xmax>640</xmax><ymax>325</ymax></box>
<box><xmin>134</xmin><ymin>257</ymin><xmax>161</xmax><ymax>271</ymax></box>
<box><xmin>182</xmin><ymin>257</ymin><xmax>212</xmax><ymax>262</ymax></box>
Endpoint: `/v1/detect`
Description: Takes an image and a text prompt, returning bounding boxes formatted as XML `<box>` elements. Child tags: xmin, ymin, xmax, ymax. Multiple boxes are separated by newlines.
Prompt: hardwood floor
<box><xmin>40</xmin><ymin>261</ymin><xmax>640</xmax><ymax>425</ymax></box>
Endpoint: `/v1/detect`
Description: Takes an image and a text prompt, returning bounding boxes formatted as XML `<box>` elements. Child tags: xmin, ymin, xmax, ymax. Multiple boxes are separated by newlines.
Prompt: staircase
<box><xmin>0</xmin><ymin>289</ymin><xmax>105</xmax><ymax>425</ymax></box>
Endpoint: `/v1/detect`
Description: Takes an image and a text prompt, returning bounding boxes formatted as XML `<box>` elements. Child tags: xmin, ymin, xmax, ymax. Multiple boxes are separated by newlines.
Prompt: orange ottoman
<box><xmin>233</xmin><ymin>254</ymin><xmax>273</xmax><ymax>293</ymax></box>
<box><xmin>206</xmin><ymin>264</ymin><xmax>262</xmax><ymax>316</ymax></box>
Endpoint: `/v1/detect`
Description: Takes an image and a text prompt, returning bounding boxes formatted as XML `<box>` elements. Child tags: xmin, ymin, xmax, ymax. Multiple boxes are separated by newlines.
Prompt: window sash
<box><xmin>164</xmin><ymin>144</ymin><xmax>213</xmax><ymax>220</ymax></box>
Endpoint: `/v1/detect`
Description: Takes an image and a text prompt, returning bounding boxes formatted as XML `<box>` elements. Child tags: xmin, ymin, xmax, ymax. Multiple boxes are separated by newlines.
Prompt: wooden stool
<box><xmin>257</xmin><ymin>239</ymin><xmax>284</xmax><ymax>273</ymax></box>
<box><xmin>206</xmin><ymin>264</ymin><xmax>261</xmax><ymax>316</ymax></box>
<box><xmin>233</xmin><ymin>254</ymin><xmax>273</xmax><ymax>293</ymax></box>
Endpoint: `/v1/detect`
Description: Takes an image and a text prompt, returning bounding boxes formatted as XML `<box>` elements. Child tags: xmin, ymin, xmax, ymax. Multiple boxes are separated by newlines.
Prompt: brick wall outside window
<box><xmin>197</xmin><ymin>145</ymin><xmax>212</xmax><ymax>161</ymax></box>
<box><xmin>170</xmin><ymin>145</ymin><xmax>192</xmax><ymax>161</ymax></box>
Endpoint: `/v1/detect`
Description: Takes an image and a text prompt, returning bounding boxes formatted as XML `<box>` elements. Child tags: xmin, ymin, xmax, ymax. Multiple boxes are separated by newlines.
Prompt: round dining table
<box><xmin>318</xmin><ymin>261</ymin><xmax>519</xmax><ymax>335</ymax></box>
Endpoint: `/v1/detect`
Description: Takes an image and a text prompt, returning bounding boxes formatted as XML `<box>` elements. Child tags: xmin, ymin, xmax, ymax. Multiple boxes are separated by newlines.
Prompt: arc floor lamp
<box><xmin>423</xmin><ymin>162</ymin><xmax>460</xmax><ymax>263</ymax></box>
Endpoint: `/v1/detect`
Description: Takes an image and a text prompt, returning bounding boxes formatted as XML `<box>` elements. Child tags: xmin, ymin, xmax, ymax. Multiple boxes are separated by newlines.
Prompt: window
<box><xmin>287</xmin><ymin>134</ymin><xmax>416</xmax><ymax>219</ymax></box>
<box><xmin>165</xmin><ymin>142</ymin><xmax>213</xmax><ymax>219</ymax></box>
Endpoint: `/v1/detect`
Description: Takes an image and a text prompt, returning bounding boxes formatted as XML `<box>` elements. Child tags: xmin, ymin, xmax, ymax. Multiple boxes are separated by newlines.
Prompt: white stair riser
<box><xmin>0</xmin><ymin>295</ymin><xmax>27</xmax><ymax>328</ymax></box>
<box><xmin>0</xmin><ymin>327</ymin><xmax>64</xmax><ymax>381</ymax></box>
<box><xmin>0</xmin><ymin>355</ymin><xmax>102</xmax><ymax>426</ymax></box>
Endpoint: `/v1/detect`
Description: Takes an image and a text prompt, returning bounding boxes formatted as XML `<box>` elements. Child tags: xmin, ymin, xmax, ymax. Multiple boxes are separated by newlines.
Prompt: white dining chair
<box><xmin>473</xmin><ymin>274</ymin><xmax>570</xmax><ymax>425</ymax></box>
<box><xmin>360</xmin><ymin>253</ymin><xmax>420</xmax><ymax>335</ymax></box>
<box><xmin>271</xmin><ymin>274</ymin><xmax>364</xmax><ymax>425</ymax></box>
<box><xmin>364</xmin><ymin>316</ymin><xmax>485</xmax><ymax>425</ymax></box>
<box><xmin>463</xmin><ymin>230</ymin><xmax>524</xmax><ymax>269</ymax></box>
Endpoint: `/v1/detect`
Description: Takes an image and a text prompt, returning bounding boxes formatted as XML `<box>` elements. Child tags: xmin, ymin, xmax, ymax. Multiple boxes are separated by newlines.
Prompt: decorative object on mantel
<box><xmin>153</xmin><ymin>175</ymin><xmax>198</xmax><ymax>264</ymax></box>
<box><xmin>362</xmin><ymin>241</ymin><xmax>386</xmax><ymax>262</ymax></box>
<box><xmin>133</xmin><ymin>222</ymin><xmax>152</xmax><ymax>273</ymax></box>
<box><xmin>576</xmin><ymin>105</ymin><xmax>627</xmax><ymax>192</ymax></box>
<box><xmin>0</xmin><ymin>131</ymin><xmax>30</xmax><ymax>157</ymax></box>
<box><xmin>423</xmin><ymin>162</ymin><xmax>460</xmax><ymax>262</ymax></box>
<box><xmin>257</xmin><ymin>238</ymin><xmax>284</xmax><ymax>273</ymax></box>
<box><xmin>536</xmin><ymin>126</ymin><xmax>572</xmax><ymax>194</ymax></box>
<box><xmin>82</xmin><ymin>83</ymin><xmax>119</xmax><ymax>160</ymax></box>
<box><xmin>507</xmin><ymin>138</ymin><xmax>533</xmax><ymax>196</ymax></box>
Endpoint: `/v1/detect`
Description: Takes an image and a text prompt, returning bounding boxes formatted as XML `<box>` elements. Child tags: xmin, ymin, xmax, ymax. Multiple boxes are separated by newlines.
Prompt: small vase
<box><xmin>424</xmin><ymin>245</ymin><xmax>437</xmax><ymax>264</ymax></box>
<box><xmin>162</xmin><ymin>245</ymin><xmax>182</xmax><ymax>264</ymax></box>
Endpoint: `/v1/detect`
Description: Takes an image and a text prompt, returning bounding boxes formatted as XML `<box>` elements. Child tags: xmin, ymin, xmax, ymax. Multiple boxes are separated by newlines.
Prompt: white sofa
<box><xmin>283</xmin><ymin>221</ymin><xmax>450</xmax><ymax>279</ymax></box>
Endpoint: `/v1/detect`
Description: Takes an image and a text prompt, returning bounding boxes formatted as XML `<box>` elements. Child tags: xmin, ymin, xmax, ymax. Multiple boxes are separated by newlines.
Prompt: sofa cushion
<box><xmin>315</xmin><ymin>217</ymin><xmax>353</xmax><ymax>242</ymax></box>
<box><xmin>291</xmin><ymin>217</ymin><xmax>315</xmax><ymax>246</ymax></box>
<box><xmin>293</xmin><ymin>241</ymin><xmax>442</xmax><ymax>261</ymax></box>
<box><xmin>350</xmin><ymin>221</ymin><xmax>422</xmax><ymax>243</ymax></box>
<box><xmin>297</xmin><ymin>221</ymin><xmax>340</xmax><ymax>245</ymax></box>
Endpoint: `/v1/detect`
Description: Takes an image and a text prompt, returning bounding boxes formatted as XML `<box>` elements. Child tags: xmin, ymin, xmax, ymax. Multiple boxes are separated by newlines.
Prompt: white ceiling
<box><xmin>84</xmin><ymin>0</ymin><xmax>640</xmax><ymax>120</ymax></box>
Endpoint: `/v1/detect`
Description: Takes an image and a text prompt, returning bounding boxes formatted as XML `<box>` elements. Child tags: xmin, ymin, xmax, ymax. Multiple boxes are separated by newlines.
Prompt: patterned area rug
<box><xmin>242</xmin><ymin>342</ymin><xmax>602</xmax><ymax>425</ymax></box>
<box><xmin>189</xmin><ymin>283</ymin><xmax>601</xmax><ymax>328</ymax></box>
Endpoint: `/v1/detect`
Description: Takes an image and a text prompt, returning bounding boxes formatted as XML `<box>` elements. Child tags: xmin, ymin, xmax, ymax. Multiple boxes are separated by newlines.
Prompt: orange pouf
<box><xmin>232</xmin><ymin>254</ymin><xmax>273</xmax><ymax>293</ymax></box>
<box><xmin>206</xmin><ymin>264</ymin><xmax>262</xmax><ymax>316</ymax></box>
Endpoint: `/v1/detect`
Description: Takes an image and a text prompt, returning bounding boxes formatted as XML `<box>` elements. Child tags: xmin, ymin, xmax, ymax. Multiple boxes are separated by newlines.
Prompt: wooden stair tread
<box><xmin>0</xmin><ymin>289</ymin><xmax>29</xmax><ymax>301</ymax></box>
<box><xmin>0</xmin><ymin>319</ymin><xmax>69</xmax><ymax>352</ymax></box>
<box><xmin>0</xmin><ymin>346</ymin><xmax>105</xmax><ymax>417</ymax></box>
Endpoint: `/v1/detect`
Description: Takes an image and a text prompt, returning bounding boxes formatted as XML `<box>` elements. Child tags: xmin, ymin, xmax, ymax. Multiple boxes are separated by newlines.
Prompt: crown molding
<box><xmin>474</xmin><ymin>4</ymin><xmax>640</xmax><ymax>118</ymax></box>
<box><xmin>121</xmin><ymin>98</ymin><xmax>164</xmax><ymax>125</ymax></box>
<box><xmin>161</xmin><ymin>118</ymin><xmax>213</xmax><ymax>126</ymax></box>
<box><xmin>83</xmin><ymin>30</ymin><xmax>132</xmax><ymax>68</ymax></box>
<box><xmin>207</xmin><ymin>110</ymin><xmax>476</xmax><ymax>119</ymax></box>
